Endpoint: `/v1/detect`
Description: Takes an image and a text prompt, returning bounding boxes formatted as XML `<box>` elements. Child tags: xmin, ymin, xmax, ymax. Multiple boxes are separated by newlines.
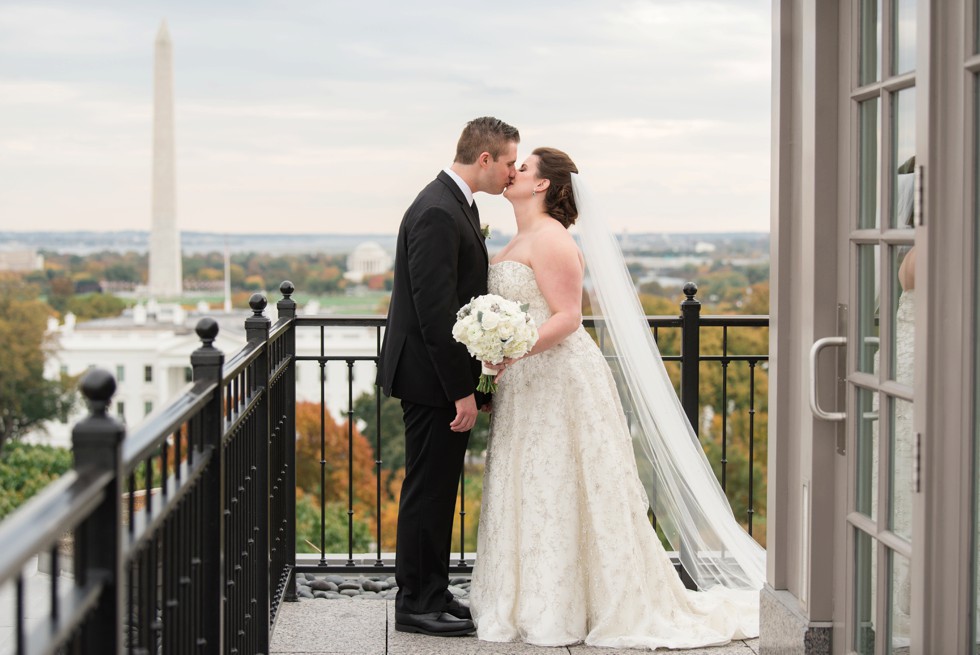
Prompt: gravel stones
<box><xmin>294</xmin><ymin>574</ymin><xmax>471</xmax><ymax>602</ymax></box>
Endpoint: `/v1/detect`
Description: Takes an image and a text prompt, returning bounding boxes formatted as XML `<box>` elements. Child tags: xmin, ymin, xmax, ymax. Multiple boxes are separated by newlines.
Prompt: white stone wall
<box><xmin>34</xmin><ymin>312</ymin><xmax>380</xmax><ymax>448</ymax></box>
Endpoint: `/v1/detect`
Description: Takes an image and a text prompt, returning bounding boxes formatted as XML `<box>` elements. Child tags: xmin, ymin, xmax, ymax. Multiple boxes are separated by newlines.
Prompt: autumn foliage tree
<box><xmin>294</xmin><ymin>401</ymin><xmax>400</xmax><ymax>553</ymax></box>
<box><xmin>0</xmin><ymin>275</ymin><xmax>76</xmax><ymax>452</ymax></box>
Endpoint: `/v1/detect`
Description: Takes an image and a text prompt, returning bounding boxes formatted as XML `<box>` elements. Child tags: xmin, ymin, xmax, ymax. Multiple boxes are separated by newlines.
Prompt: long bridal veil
<box><xmin>572</xmin><ymin>173</ymin><xmax>766</xmax><ymax>592</ymax></box>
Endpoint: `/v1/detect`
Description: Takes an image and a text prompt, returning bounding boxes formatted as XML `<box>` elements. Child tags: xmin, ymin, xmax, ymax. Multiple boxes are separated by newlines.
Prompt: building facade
<box><xmin>0</xmin><ymin>246</ymin><xmax>43</xmax><ymax>272</ymax></box>
<box><xmin>766</xmin><ymin>1</ymin><xmax>978</xmax><ymax>652</ymax></box>
<box><xmin>344</xmin><ymin>241</ymin><xmax>393</xmax><ymax>283</ymax></box>
<box><xmin>39</xmin><ymin>306</ymin><xmax>379</xmax><ymax>448</ymax></box>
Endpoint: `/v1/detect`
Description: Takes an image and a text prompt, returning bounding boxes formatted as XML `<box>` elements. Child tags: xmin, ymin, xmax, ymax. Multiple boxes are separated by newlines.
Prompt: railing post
<box><xmin>72</xmin><ymin>368</ymin><xmax>126</xmax><ymax>655</ymax></box>
<box><xmin>276</xmin><ymin>282</ymin><xmax>298</xmax><ymax>603</ymax></box>
<box><xmin>192</xmin><ymin>318</ymin><xmax>225</xmax><ymax>654</ymax></box>
<box><xmin>246</xmin><ymin>293</ymin><xmax>272</xmax><ymax>650</ymax></box>
<box><xmin>680</xmin><ymin>282</ymin><xmax>701</xmax><ymax>437</ymax></box>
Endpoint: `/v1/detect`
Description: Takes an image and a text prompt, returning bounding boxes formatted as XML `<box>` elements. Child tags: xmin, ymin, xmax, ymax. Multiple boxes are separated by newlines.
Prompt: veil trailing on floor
<box><xmin>572</xmin><ymin>173</ymin><xmax>766</xmax><ymax>591</ymax></box>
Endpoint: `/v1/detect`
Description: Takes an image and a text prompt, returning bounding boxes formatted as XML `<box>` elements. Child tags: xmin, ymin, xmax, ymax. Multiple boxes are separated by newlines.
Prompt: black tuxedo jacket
<box><xmin>376</xmin><ymin>171</ymin><xmax>489</xmax><ymax>407</ymax></box>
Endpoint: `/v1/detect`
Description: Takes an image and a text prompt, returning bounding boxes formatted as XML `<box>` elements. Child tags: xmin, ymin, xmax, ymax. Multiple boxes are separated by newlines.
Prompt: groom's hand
<box><xmin>450</xmin><ymin>394</ymin><xmax>478</xmax><ymax>433</ymax></box>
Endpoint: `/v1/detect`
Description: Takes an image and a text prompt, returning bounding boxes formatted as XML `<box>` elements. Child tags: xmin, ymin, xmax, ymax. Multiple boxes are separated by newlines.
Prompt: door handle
<box><xmin>809</xmin><ymin>336</ymin><xmax>846</xmax><ymax>421</ymax></box>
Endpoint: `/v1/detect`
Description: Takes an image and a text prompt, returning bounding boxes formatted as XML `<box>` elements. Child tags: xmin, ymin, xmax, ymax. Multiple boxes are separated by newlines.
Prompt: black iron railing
<box><xmin>291</xmin><ymin>281</ymin><xmax>768</xmax><ymax>575</ymax></box>
<box><xmin>0</xmin><ymin>291</ymin><xmax>298</xmax><ymax>655</ymax></box>
<box><xmin>0</xmin><ymin>280</ymin><xmax>767</xmax><ymax>653</ymax></box>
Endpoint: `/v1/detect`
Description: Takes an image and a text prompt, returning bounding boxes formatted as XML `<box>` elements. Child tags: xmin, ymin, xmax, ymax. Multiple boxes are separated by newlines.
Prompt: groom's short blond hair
<box><xmin>454</xmin><ymin>117</ymin><xmax>520</xmax><ymax>165</ymax></box>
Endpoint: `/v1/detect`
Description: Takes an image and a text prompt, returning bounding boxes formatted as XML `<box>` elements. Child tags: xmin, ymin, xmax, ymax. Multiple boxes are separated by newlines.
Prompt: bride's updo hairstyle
<box><xmin>533</xmin><ymin>147</ymin><xmax>579</xmax><ymax>228</ymax></box>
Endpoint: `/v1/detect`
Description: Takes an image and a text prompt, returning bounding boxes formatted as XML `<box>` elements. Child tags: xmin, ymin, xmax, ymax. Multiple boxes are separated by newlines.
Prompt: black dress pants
<box><xmin>394</xmin><ymin>400</ymin><xmax>470</xmax><ymax>614</ymax></box>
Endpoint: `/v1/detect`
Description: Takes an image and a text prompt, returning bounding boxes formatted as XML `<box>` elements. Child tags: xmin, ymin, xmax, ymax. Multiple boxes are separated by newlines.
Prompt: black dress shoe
<box><xmin>443</xmin><ymin>598</ymin><xmax>472</xmax><ymax>620</ymax></box>
<box><xmin>394</xmin><ymin>611</ymin><xmax>475</xmax><ymax>637</ymax></box>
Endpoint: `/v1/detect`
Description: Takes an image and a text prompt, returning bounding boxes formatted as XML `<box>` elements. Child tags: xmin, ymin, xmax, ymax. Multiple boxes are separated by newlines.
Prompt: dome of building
<box><xmin>345</xmin><ymin>242</ymin><xmax>393</xmax><ymax>282</ymax></box>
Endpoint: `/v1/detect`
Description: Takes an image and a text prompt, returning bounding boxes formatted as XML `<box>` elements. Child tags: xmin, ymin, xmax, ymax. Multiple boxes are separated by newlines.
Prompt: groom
<box><xmin>377</xmin><ymin>117</ymin><xmax>519</xmax><ymax>637</ymax></box>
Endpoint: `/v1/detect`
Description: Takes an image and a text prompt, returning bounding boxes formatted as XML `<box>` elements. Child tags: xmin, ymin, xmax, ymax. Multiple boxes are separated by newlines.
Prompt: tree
<box><xmin>66</xmin><ymin>293</ymin><xmax>127</xmax><ymax>320</ymax></box>
<box><xmin>46</xmin><ymin>275</ymin><xmax>74</xmax><ymax>313</ymax></box>
<box><xmin>352</xmin><ymin>391</ymin><xmax>405</xmax><ymax>473</ymax></box>
<box><xmin>352</xmin><ymin>389</ymin><xmax>489</xmax><ymax>475</ymax></box>
<box><xmin>0</xmin><ymin>275</ymin><xmax>76</xmax><ymax>452</ymax></box>
<box><xmin>0</xmin><ymin>441</ymin><xmax>72</xmax><ymax>519</ymax></box>
<box><xmin>104</xmin><ymin>262</ymin><xmax>141</xmax><ymax>283</ymax></box>
<box><xmin>294</xmin><ymin>401</ymin><xmax>398</xmax><ymax>552</ymax></box>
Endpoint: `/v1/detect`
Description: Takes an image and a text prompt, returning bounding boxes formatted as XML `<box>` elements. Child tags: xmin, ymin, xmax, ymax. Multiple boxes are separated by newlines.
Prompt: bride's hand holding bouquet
<box><xmin>452</xmin><ymin>294</ymin><xmax>538</xmax><ymax>393</ymax></box>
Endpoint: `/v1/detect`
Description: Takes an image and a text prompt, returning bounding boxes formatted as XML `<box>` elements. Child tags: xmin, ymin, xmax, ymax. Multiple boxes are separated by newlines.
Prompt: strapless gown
<box><xmin>469</xmin><ymin>260</ymin><xmax>759</xmax><ymax>650</ymax></box>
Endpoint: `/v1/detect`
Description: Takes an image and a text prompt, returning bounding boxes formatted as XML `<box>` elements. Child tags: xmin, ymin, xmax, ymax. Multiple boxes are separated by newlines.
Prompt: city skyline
<box><xmin>0</xmin><ymin>1</ymin><xmax>771</xmax><ymax>236</ymax></box>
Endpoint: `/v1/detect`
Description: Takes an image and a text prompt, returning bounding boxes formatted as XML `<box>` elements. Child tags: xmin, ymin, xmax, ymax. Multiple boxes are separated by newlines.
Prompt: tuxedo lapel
<box><xmin>436</xmin><ymin>171</ymin><xmax>488</xmax><ymax>262</ymax></box>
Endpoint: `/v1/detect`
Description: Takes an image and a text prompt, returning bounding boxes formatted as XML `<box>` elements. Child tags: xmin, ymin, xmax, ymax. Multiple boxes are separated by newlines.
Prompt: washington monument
<box><xmin>148</xmin><ymin>21</ymin><xmax>182</xmax><ymax>297</ymax></box>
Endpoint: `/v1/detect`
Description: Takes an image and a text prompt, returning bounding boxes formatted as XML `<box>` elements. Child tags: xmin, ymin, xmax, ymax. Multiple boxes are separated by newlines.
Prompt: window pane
<box><xmin>860</xmin><ymin>99</ymin><xmax>881</xmax><ymax>229</ymax></box>
<box><xmin>891</xmin><ymin>88</ymin><xmax>916</xmax><ymax>229</ymax></box>
<box><xmin>857</xmin><ymin>387</ymin><xmax>879</xmax><ymax>519</ymax></box>
<box><xmin>854</xmin><ymin>528</ymin><xmax>878</xmax><ymax>654</ymax></box>
<box><xmin>858</xmin><ymin>244</ymin><xmax>881</xmax><ymax>375</ymax></box>
<box><xmin>889</xmin><ymin>397</ymin><xmax>913</xmax><ymax>541</ymax></box>
<box><xmin>889</xmin><ymin>549</ymin><xmax>912</xmax><ymax>652</ymax></box>
<box><xmin>893</xmin><ymin>0</ymin><xmax>916</xmax><ymax>75</ymax></box>
<box><xmin>861</xmin><ymin>0</ymin><xmax>883</xmax><ymax>84</ymax></box>
<box><xmin>889</xmin><ymin>245</ymin><xmax>916</xmax><ymax>381</ymax></box>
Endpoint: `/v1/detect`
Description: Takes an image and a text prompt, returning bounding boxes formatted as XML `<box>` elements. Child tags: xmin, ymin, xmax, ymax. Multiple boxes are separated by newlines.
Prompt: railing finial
<box><xmin>278</xmin><ymin>281</ymin><xmax>297</xmax><ymax>319</ymax></box>
<box><xmin>195</xmin><ymin>317</ymin><xmax>219</xmax><ymax>347</ymax></box>
<box><xmin>192</xmin><ymin>318</ymin><xmax>224</xmax><ymax>381</ymax></box>
<box><xmin>683</xmin><ymin>282</ymin><xmax>698</xmax><ymax>302</ymax></box>
<box><xmin>246</xmin><ymin>293</ymin><xmax>272</xmax><ymax>342</ymax></box>
<box><xmin>249</xmin><ymin>293</ymin><xmax>268</xmax><ymax>317</ymax></box>
<box><xmin>80</xmin><ymin>367</ymin><xmax>117</xmax><ymax>416</ymax></box>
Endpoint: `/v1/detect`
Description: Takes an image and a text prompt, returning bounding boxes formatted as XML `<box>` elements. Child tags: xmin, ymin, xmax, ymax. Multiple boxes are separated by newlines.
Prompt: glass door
<box><xmin>847</xmin><ymin>1</ymin><xmax>918</xmax><ymax>652</ymax></box>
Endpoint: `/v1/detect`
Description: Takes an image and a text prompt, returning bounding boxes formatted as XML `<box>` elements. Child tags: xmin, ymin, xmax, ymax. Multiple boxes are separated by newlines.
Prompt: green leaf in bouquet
<box><xmin>520</xmin><ymin>303</ymin><xmax>530</xmax><ymax>313</ymax></box>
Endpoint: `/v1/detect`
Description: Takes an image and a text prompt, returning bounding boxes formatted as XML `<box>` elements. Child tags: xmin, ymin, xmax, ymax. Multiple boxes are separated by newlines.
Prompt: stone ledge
<box><xmin>759</xmin><ymin>585</ymin><xmax>831</xmax><ymax>655</ymax></box>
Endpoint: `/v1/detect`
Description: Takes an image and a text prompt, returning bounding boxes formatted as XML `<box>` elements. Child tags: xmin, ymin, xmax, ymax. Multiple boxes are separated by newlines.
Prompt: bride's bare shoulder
<box><xmin>530</xmin><ymin>221</ymin><xmax>582</xmax><ymax>270</ymax></box>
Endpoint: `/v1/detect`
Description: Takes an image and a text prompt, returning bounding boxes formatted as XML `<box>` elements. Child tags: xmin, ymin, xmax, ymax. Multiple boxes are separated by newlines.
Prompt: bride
<box><xmin>468</xmin><ymin>147</ymin><xmax>764</xmax><ymax>649</ymax></box>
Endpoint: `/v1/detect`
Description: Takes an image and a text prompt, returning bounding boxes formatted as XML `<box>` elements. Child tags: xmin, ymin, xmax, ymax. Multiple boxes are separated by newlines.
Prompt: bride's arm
<box><xmin>525</xmin><ymin>231</ymin><xmax>584</xmax><ymax>357</ymax></box>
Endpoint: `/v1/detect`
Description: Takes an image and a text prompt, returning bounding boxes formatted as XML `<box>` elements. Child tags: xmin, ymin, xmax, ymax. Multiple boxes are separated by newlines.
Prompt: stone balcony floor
<box><xmin>1</xmin><ymin>568</ymin><xmax>760</xmax><ymax>654</ymax></box>
<box><xmin>271</xmin><ymin>598</ymin><xmax>762</xmax><ymax>655</ymax></box>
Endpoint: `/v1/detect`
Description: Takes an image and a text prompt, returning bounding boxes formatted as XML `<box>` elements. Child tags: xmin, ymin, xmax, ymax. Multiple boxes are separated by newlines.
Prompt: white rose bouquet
<box><xmin>452</xmin><ymin>293</ymin><xmax>539</xmax><ymax>393</ymax></box>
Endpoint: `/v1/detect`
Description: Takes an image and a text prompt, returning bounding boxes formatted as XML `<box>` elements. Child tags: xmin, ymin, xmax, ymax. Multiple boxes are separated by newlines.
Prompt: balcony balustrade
<box><xmin>0</xmin><ymin>281</ymin><xmax>768</xmax><ymax>654</ymax></box>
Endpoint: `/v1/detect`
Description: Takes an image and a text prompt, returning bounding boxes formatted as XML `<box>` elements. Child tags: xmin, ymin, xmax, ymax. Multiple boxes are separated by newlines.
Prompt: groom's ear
<box><xmin>478</xmin><ymin>152</ymin><xmax>492</xmax><ymax>168</ymax></box>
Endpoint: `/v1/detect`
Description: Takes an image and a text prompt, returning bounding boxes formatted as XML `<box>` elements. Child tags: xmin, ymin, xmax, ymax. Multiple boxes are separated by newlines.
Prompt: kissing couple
<box><xmin>377</xmin><ymin>117</ymin><xmax>764</xmax><ymax>650</ymax></box>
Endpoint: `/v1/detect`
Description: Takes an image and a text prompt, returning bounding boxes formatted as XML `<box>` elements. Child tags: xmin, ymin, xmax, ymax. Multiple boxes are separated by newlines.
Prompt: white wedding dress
<box><xmin>469</xmin><ymin>260</ymin><xmax>759</xmax><ymax>650</ymax></box>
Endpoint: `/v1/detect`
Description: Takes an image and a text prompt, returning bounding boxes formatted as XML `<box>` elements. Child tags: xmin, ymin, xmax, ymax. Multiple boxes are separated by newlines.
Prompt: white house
<box><xmin>38</xmin><ymin>304</ymin><xmax>380</xmax><ymax>448</ymax></box>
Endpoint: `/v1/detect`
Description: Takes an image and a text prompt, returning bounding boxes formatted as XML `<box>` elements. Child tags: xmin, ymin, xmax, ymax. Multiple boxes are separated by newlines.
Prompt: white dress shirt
<box><xmin>443</xmin><ymin>167</ymin><xmax>474</xmax><ymax>207</ymax></box>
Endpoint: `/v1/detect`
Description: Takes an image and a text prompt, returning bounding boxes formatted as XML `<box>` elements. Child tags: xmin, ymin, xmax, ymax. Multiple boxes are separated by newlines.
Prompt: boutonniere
<box><xmin>481</xmin><ymin>223</ymin><xmax>492</xmax><ymax>240</ymax></box>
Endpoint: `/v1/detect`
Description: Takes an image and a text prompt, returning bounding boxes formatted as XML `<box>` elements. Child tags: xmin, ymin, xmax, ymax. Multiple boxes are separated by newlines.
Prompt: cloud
<box><xmin>0</xmin><ymin>0</ymin><xmax>772</xmax><ymax>235</ymax></box>
<box><xmin>0</xmin><ymin>4</ymin><xmax>142</xmax><ymax>56</ymax></box>
<box><xmin>0</xmin><ymin>80</ymin><xmax>81</xmax><ymax>105</ymax></box>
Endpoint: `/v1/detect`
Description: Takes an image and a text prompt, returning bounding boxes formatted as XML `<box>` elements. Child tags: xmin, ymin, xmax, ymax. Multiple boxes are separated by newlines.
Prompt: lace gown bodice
<box><xmin>487</xmin><ymin>260</ymin><xmax>554</xmax><ymax>326</ymax></box>
<box><xmin>469</xmin><ymin>261</ymin><xmax>759</xmax><ymax>650</ymax></box>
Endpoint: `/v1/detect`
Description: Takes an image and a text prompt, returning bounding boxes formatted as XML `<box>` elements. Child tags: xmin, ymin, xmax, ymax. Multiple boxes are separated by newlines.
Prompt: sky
<box><xmin>0</xmin><ymin>1</ymin><xmax>771</xmax><ymax>236</ymax></box>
